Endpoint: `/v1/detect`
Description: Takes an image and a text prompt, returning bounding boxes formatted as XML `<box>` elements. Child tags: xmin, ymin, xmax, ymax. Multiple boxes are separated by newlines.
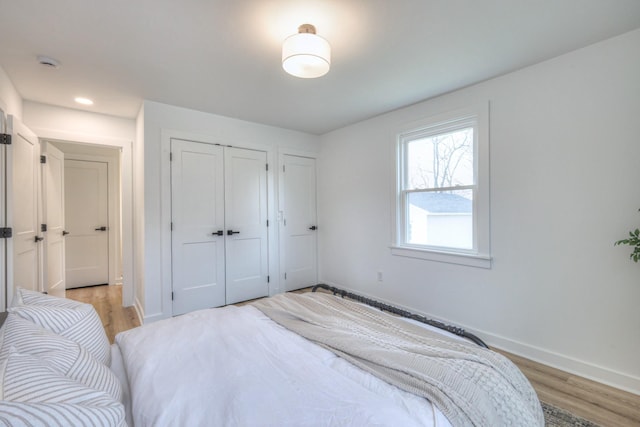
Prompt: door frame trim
<box><xmin>0</xmin><ymin>109</ymin><xmax>7</xmax><ymax>310</ymax></box>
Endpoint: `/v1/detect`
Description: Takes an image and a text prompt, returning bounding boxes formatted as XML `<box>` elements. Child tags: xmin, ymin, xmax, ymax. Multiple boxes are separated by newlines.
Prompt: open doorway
<box><xmin>1</xmin><ymin>111</ymin><xmax>134</xmax><ymax>312</ymax></box>
<box><xmin>48</xmin><ymin>141</ymin><xmax>122</xmax><ymax>290</ymax></box>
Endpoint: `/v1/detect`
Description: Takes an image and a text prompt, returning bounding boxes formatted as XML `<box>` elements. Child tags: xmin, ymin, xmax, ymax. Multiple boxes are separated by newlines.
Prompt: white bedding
<box><xmin>110</xmin><ymin>344</ymin><xmax>133</xmax><ymax>427</ymax></box>
<box><xmin>115</xmin><ymin>305</ymin><xmax>453</xmax><ymax>427</ymax></box>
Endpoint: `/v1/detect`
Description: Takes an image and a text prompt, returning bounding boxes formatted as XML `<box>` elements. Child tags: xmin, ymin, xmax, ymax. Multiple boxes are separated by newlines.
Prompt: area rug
<box><xmin>542</xmin><ymin>402</ymin><xmax>601</xmax><ymax>427</ymax></box>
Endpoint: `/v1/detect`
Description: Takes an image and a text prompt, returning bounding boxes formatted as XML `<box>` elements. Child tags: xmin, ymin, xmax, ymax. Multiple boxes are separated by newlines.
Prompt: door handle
<box><xmin>309</xmin><ymin>225</ymin><xmax>317</xmax><ymax>230</ymax></box>
<box><xmin>212</xmin><ymin>230</ymin><xmax>224</xmax><ymax>236</ymax></box>
<box><xmin>34</xmin><ymin>236</ymin><xmax>44</xmax><ymax>242</ymax></box>
<box><xmin>62</xmin><ymin>230</ymin><xmax>70</xmax><ymax>236</ymax></box>
<box><xmin>95</xmin><ymin>226</ymin><xmax>108</xmax><ymax>231</ymax></box>
<box><xmin>227</xmin><ymin>230</ymin><xmax>240</xmax><ymax>235</ymax></box>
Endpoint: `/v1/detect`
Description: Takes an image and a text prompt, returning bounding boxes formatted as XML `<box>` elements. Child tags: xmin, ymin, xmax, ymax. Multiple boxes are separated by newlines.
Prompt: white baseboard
<box><xmin>142</xmin><ymin>310</ymin><xmax>171</xmax><ymax>324</ymax></box>
<box><xmin>133</xmin><ymin>296</ymin><xmax>145</xmax><ymax>326</ymax></box>
<box><xmin>318</xmin><ymin>280</ymin><xmax>640</xmax><ymax>396</ymax></box>
<box><xmin>475</xmin><ymin>330</ymin><xmax>640</xmax><ymax>396</ymax></box>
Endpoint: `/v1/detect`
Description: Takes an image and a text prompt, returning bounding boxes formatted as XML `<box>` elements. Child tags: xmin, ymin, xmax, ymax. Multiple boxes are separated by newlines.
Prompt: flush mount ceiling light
<box><xmin>282</xmin><ymin>24</ymin><xmax>331</xmax><ymax>78</ymax></box>
<box><xmin>74</xmin><ymin>97</ymin><xmax>94</xmax><ymax>106</ymax></box>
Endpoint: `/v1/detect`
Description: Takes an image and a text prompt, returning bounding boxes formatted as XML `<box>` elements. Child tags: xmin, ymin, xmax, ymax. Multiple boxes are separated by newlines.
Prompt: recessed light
<box><xmin>74</xmin><ymin>97</ymin><xmax>94</xmax><ymax>106</ymax></box>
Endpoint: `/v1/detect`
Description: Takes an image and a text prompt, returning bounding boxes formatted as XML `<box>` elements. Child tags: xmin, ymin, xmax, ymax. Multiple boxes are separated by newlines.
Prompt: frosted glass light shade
<box><xmin>282</xmin><ymin>29</ymin><xmax>331</xmax><ymax>78</ymax></box>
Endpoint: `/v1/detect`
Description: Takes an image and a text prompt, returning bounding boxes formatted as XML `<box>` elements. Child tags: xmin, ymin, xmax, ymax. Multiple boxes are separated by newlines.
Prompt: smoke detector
<box><xmin>37</xmin><ymin>55</ymin><xmax>60</xmax><ymax>69</ymax></box>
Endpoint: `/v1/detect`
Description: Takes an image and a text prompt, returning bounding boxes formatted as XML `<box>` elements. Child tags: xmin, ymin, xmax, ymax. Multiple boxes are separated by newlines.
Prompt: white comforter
<box><xmin>116</xmin><ymin>305</ymin><xmax>452</xmax><ymax>427</ymax></box>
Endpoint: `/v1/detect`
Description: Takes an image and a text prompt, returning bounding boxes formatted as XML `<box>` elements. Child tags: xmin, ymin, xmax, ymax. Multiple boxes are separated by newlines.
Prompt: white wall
<box><xmin>139</xmin><ymin>100</ymin><xmax>319</xmax><ymax>322</ymax></box>
<box><xmin>0</xmin><ymin>66</ymin><xmax>22</xmax><ymax>119</ymax></box>
<box><xmin>318</xmin><ymin>29</ymin><xmax>640</xmax><ymax>393</ymax></box>
<box><xmin>23</xmin><ymin>102</ymin><xmax>135</xmax><ymax>141</ymax></box>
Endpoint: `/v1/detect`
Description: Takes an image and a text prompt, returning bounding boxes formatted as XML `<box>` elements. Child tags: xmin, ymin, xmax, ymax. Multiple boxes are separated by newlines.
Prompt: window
<box><xmin>393</xmin><ymin>104</ymin><xmax>490</xmax><ymax>268</ymax></box>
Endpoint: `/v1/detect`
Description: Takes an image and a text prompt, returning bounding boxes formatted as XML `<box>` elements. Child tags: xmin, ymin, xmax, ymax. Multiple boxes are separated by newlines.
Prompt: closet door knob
<box><xmin>212</xmin><ymin>230</ymin><xmax>224</xmax><ymax>236</ymax></box>
<box><xmin>227</xmin><ymin>230</ymin><xmax>240</xmax><ymax>235</ymax></box>
<box><xmin>309</xmin><ymin>225</ymin><xmax>317</xmax><ymax>230</ymax></box>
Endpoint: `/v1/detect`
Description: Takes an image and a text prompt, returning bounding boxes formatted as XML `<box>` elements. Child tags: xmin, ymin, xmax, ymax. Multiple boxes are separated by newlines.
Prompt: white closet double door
<box><xmin>171</xmin><ymin>139</ymin><xmax>268</xmax><ymax>315</ymax></box>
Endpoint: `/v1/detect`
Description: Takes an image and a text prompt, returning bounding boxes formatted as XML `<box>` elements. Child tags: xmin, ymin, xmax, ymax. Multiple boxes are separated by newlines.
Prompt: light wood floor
<box><xmin>66</xmin><ymin>285</ymin><xmax>639</xmax><ymax>426</ymax></box>
<box><xmin>495</xmin><ymin>349</ymin><xmax>640</xmax><ymax>427</ymax></box>
<box><xmin>66</xmin><ymin>285</ymin><xmax>140</xmax><ymax>344</ymax></box>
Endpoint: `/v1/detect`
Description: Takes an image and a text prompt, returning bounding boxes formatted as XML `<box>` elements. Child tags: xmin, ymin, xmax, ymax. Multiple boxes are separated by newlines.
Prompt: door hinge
<box><xmin>41</xmin><ymin>224</ymin><xmax>47</xmax><ymax>232</ymax></box>
<box><xmin>267</xmin><ymin>275</ymin><xmax>270</xmax><ymax>283</ymax></box>
<box><xmin>266</xmin><ymin>219</ymin><xmax>269</xmax><ymax>227</ymax></box>
<box><xmin>284</xmin><ymin>272</ymin><xmax>287</xmax><ymax>280</ymax></box>
<box><xmin>171</xmin><ymin>292</ymin><xmax>174</xmax><ymax>301</ymax></box>
<box><xmin>170</xmin><ymin>152</ymin><xmax>173</xmax><ymax>161</ymax></box>
<box><xmin>170</xmin><ymin>222</ymin><xmax>173</xmax><ymax>231</ymax></box>
<box><xmin>266</xmin><ymin>163</ymin><xmax>268</xmax><ymax>171</ymax></box>
<box><xmin>0</xmin><ymin>133</ymin><xmax>11</xmax><ymax>145</ymax></box>
<box><xmin>40</xmin><ymin>155</ymin><xmax>46</xmax><ymax>164</ymax></box>
<box><xmin>0</xmin><ymin>227</ymin><xmax>12</xmax><ymax>238</ymax></box>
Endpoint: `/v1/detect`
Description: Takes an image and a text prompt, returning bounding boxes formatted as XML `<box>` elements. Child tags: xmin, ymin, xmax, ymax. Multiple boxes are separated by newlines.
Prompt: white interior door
<box><xmin>171</xmin><ymin>139</ymin><xmax>225</xmax><ymax>315</ymax></box>
<box><xmin>7</xmin><ymin>115</ymin><xmax>41</xmax><ymax>305</ymax></box>
<box><xmin>64</xmin><ymin>159</ymin><xmax>109</xmax><ymax>288</ymax></box>
<box><xmin>224</xmin><ymin>147</ymin><xmax>268</xmax><ymax>304</ymax></box>
<box><xmin>281</xmin><ymin>155</ymin><xmax>317</xmax><ymax>291</ymax></box>
<box><xmin>42</xmin><ymin>142</ymin><xmax>66</xmax><ymax>298</ymax></box>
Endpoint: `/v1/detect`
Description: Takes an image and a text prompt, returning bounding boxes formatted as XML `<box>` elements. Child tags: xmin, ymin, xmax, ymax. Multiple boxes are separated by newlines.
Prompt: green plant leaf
<box><xmin>615</xmin><ymin>209</ymin><xmax>640</xmax><ymax>262</ymax></box>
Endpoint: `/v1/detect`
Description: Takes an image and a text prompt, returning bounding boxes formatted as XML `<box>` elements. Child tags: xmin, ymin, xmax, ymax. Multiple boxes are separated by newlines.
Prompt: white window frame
<box><xmin>391</xmin><ymin>103</ymin><xmax>491</xmax><ymax>268</ymax></box>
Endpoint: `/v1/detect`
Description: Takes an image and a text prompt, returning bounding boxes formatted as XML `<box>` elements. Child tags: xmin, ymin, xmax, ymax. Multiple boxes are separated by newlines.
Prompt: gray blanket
<box><xmin>253</xmin><ymin>293</ymin><xmax>544</xmax><ymax>427</ymax></box>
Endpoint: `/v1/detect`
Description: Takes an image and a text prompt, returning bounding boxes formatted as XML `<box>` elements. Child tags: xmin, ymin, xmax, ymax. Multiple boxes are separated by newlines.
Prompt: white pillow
<box><xmin>8</xmin><ymin>289</ymin><xmax>111</xmax><ymax>366</ymax></box>
<box><xmin>0</xmin><ymin>350</ymin><xmax>125</xmax><ymax>427</ymax></box>
<box><xmin>0</xmin><ymin>314</ymin><xmax>121</xmax><ymax>401</ymax></box>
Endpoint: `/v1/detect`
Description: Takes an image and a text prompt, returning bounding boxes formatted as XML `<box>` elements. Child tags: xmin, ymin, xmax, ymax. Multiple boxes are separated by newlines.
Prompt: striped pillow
<box><xmin>8</xmin><ymin>290</ymin><xmax>111</xmax><ymax>366</ymax></box>
<box><xmin>11</xmin><ymin>288</ymin><xmax>82</xmax><ymax>309</ymax></box>
<box><xmin>0</xmin><ymin>350</ymin><xmax>125</xmax><ymax>427</ymax></box>
<box><xmin>0</xmin><ymin>314</ymin><xmax>121</xmax><ymax>401</ymax></box>
<box><xmin>0</xmin><ymin>402</ymin><xmax>126</xmax><ymax>427</ymax></box>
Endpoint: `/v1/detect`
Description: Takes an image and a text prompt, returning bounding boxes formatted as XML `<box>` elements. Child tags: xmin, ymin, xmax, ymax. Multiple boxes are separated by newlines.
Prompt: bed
<box><xmin>0</xmin><ymin>287</ymin><xmax>544</xmax><ymax>427</ymax></box>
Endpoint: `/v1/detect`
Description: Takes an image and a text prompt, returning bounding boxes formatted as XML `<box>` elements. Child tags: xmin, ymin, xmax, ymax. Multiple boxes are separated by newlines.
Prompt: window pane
<box><xmin>407</xmin><ymin>189</ymin><xmax>473</xmax><ymax>249</ymax></box>
<box><xmin>406</xmin><ymin>128</ymin><xmax>473</xmax><ymax>190</ymax></box>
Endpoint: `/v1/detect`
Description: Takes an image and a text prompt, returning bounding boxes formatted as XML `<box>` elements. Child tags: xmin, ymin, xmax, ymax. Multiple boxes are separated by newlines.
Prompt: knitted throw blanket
<box><xmin>253</xmin><ymin>293</ymin><xmax>544</xmax><ymax>427</ymax></box>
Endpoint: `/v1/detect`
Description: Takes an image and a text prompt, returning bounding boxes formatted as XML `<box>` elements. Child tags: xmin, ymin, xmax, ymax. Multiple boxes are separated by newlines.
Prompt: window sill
<box><xmin>390</xmin><ymin>246</ymin><xmax>492</xmax><ymax>269</ymax></box>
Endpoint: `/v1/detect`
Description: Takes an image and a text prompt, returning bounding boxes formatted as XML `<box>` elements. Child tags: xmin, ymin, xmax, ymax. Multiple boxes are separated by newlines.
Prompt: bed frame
<box><xmin>311</xmin><ymin>284</ymin><xmax>488</xmax><ymax>348</ymax></box>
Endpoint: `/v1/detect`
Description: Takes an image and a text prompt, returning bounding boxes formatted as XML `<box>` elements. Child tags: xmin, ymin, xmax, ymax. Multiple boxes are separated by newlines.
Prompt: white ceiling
<box><xmin>1</xmin><ymin>0</ymin><xmax>639</xmax><ymax>135</ymax></box>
